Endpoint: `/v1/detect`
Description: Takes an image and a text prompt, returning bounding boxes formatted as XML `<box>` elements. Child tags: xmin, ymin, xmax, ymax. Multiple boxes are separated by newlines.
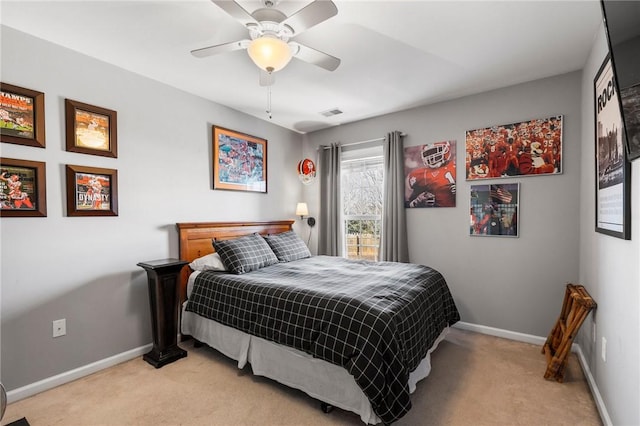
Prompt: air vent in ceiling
<box><xmin>321</xmin><ymin>108</ymin><xmax>343</xmax><ymax>117</ymax></box>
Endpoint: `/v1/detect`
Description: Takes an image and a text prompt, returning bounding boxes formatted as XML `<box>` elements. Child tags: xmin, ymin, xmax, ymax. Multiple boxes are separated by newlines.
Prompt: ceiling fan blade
<box><xmin>211</xmin><ymin>0</ymin><xmax>258</xmax><ymax>27</ymax></box>
<box><xmin>259</xmin><ymin>70</ymin><xmax>275</xmax><ymax>87</ymax></box>
<box><xmin>191</xmin><ymin>40</ymin><xmax>250</xmax><ymax>58</ymax></box>
<box><xmin>289</xmin><ymin>42</ymin><xmax>340</xmax><ymax>71</ymax></box>
<box><xmin>281</xmin><ymin>0</ymin><xmax>338</xmax><ymax>35</ymax></box>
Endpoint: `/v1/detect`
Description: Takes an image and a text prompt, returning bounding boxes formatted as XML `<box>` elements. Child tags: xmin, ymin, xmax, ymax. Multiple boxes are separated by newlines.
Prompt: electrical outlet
<box><xmin>601</xmin><ymin>336</ymin><xmax>607</xmax><ymax>362</ymax></box>
<box><xmin>53</xmin><ymin>319</ymin><xmax>66</xmax><ymax>338</ymax></box>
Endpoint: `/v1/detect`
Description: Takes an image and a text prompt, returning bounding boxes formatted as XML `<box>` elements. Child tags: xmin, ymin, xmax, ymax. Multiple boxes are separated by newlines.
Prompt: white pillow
<box><xmin>189</xmin><ymin>252</ymin><xmax>227</xmax><ymax>271</ymax></box>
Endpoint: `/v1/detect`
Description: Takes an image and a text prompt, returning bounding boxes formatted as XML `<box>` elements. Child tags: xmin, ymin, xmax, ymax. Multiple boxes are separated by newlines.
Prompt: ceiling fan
<box><xmin>192</xmin><ymin>0</ymin><xmax>341</xmax><ymax>86</ymax></box>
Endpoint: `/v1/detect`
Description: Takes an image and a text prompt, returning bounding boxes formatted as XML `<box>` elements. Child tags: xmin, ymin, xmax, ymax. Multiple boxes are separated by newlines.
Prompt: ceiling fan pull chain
<box><xmin>266</xmin><ymin>86</ymin><xmax>272</xmax><ymax>120</ymax></box>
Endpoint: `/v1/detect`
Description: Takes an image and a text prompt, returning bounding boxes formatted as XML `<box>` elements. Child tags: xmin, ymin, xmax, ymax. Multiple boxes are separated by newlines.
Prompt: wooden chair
<box><xmin>542</xmin><ymin>283</ymin><xmax>596</xmax><ymax>382</ymax></box>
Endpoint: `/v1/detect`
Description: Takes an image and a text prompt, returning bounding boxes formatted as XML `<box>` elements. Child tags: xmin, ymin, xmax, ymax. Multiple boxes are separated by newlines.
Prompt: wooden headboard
<box><xmin>175</xmin><ymin>220</ymin><xmax>294</xmax><ymax>304</ymax></box>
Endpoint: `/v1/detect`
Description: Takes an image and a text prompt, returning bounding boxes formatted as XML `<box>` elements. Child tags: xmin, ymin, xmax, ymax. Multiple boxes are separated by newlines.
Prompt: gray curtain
<box><xmin>379</xmin><ymin>131</ymin><xmax>410</xmax><ymax>262</ymax></box>
<box><xmin>318</xmin><ymin>143</ymin><xmax>342</xmax><ymax>256</ymax></box>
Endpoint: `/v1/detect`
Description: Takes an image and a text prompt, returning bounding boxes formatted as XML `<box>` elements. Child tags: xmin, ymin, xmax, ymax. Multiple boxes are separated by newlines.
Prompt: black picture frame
<box><xmin>594</xmin><ymin>55</ymin><xmax>631</xmax><ymax>240</ymax></box>
<box><xmin>599</xmin><ymin>0</ymin><xmax>640</xmax><ymax>161</ymax></box>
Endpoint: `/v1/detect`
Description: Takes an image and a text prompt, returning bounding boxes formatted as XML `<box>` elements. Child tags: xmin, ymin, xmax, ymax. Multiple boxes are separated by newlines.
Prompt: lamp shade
<box><xmin>295</xmin><ymin>202</ymin><xmax>309</xmax><ymax>217</ymax></box>
<box><xmin>247</xmin><ymin>36</ymin><xmax>293</xmax><ymax>73</ymax></box>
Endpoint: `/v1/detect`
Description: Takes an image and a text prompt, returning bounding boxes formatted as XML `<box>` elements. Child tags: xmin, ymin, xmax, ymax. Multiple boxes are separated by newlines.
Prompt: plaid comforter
<box><xmin>186</xmin><ymin>255</ymin><xmax>459</xmax><ymax>423</ymax></box>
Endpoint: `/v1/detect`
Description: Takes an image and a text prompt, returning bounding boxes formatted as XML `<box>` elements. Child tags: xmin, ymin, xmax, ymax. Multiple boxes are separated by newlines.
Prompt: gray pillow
<box><xmin>213</xmin><ymin>233</ymin><xmax>278</xmax><ymax>274</ymax></box>
<box><xmin>263</xmin><ymin>230</ymin><xmax>311</xmax><ymax>262</ymax></box>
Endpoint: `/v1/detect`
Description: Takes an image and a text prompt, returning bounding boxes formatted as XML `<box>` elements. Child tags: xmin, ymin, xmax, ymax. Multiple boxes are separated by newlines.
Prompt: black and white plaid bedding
<box><xmin>186</xmin><ymin>255</ymin><xmax>460</xmax><ymax>424</ymax></box>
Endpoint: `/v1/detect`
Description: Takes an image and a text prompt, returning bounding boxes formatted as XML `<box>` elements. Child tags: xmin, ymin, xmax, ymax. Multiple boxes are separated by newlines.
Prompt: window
<box><xmin>341</xmin><ymin>146</ymin><xmax>384</xmax><ymax>260</ymax></box>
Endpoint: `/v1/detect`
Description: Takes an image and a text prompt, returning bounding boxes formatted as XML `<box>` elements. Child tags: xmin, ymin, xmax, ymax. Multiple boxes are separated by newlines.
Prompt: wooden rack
<box><xmin>542</xmin><ymin>283</ymin><xmax>596</xmax><ymax>382</ymax></box>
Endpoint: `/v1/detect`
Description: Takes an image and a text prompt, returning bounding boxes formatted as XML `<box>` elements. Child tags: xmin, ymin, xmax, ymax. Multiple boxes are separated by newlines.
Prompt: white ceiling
<box><xmin>1</xmin><ymin>0</ymin><xmax>603</xmax><ymax>134</ymax></box>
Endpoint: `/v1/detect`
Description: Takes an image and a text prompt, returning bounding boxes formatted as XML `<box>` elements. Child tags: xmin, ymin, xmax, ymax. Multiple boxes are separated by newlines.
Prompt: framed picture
<box><xmin>65</xmin><ymin>99</ymin><xmax>117</xmax><ymax>158</ymax></box>
<box><xmin>621</xmin><ymin>82</ymin><xmax>640</xmax><ymax>161</ymax></box>
<box><xmin>594</xmin><ymin>55</ymin><xmax>631</xmax><ymax>239</ymax></box>
<box><xmin>465</xmin><ymin>115</ymin><xmax>563</xmax><ymax>180</ymax></box>
<box><xmin>213</xmin><ymin>126</ymin><xmax>267</xmax><ymax>193</ymax></box>
<box><xmin>0</xmin><ymin>83</ymin><xmax>46</xmax><ymax>148</ymax></box>
<box><xmin>0</xmin><ymin>157</ymin><xmax>47</xmax><ymax>217</ymax></box>
<box><xmin>65</xmin><ymin>165</ymin><xmax>118</xmax><ymax>217</ymax></box>
<box><xmin>470</xmin><ymin>183</ymin><xmax>519</xmax><ymax>237</ymax></box>
<box><xmin>403</xmin><ymin>140</ymin><xmax>457</xmax><ymax>207</ymax></box>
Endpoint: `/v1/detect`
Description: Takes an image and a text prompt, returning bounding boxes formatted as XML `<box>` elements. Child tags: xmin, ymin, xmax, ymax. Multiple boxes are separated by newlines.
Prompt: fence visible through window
<box><xmin>345</xmin><ymin>217</ymin><xmax>381</xmax><ymax>260</ymax></box>
<box><xmin>341</xmin><ymin>153</ymin><xmax>384</xmax><ymax>261</ymax></box>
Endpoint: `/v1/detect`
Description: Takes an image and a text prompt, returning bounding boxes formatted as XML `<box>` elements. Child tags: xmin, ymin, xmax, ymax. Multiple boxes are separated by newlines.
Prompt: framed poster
<box><xmin>65</xmin><ymin>99</ymin><xmax>117</xmax><ymax>158</ymax></box>
<box><xmin>65</xmin><ymin>165</ymin><xmax>118</xmax><ymax>217</ymax></box>
<box><xmin>213</xmin><ymin>126</ymin><xmax>267</xmax><ymax>193</ymax></box>
<box><xmin>0</xmin><ymin>157</ymin><xmax>47</xmax><ymax>217</ymax></box>
<box><xmin>470</xmin><ymin>183</ymin><xmax>519</xmax><ymax>237</ymax></box>
<box><xmin>465</xmin><ymin>115</ymin><xmax>562</xmax><ymax>180</ymax></box>
<box><xmin>621</xmin><ymin>82</ymin><xmax>640</xmax><ymax>160</ymax></box>
<box><xmin>594</xmin><ymin>55</ymin><xmax>631</xmax><ymax>239</ymax></box>
<box><xmin>403</xmin><ymin>140</ymin><xmax>456</xmax><ymax>207</ymax></box>
<box><xmin>0</xmin><ymin>83</ymin><xmax>46</xmax><ymax>148</ymax></box>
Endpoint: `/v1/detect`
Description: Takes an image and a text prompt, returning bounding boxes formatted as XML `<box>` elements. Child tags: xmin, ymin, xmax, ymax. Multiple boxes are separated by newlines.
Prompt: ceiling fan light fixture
<box><xmin>247</xmin><ymin>36</ymin><xmax>292</xmax><ymax>73</ymax></box>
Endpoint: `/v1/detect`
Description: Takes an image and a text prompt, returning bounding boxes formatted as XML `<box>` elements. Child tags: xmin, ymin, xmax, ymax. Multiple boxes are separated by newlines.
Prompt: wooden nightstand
<box><xmin>137</xmin><ymin>258</ymin><xmax>188</xmax><ymax>368</ymax></box>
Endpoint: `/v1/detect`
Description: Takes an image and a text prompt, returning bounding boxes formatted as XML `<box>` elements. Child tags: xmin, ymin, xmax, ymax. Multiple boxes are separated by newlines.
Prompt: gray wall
<box><xmin>3</xmin><ymin>19</ymin><xmax>639</xmax><ymax>426</ymax></box>
<box><xmin>304</xmin><ymin>72</ymin><xmax>582</xmax><ymax>339</ymax></box>
<box><xmin>0</xmin><ymin>26</ymin><xmax>304</xmax><ymax>390</ymax></box>
<box><xmin>578</xmin><ymin>24</ymin><xmax>640</xmax><ymax>426</ymax></box>
<box><xmin>301</xmin><ymin>28</ymin><xmax>639</xmax><ymax>424</ymax></box>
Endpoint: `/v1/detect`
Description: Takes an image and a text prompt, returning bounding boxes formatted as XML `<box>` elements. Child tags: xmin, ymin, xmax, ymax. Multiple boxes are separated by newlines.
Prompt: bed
<box><xmin>176</xmin><ymin>220</ymin><xmax>459</xmax><ymax>424</ymax></box>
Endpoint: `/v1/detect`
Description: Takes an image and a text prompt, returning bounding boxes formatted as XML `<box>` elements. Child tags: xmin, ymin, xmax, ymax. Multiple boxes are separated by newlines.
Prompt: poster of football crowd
<box><xmin>465</xmin><ymin>115</ymin><xmax>563</xmax><ymax>180</ymax></box>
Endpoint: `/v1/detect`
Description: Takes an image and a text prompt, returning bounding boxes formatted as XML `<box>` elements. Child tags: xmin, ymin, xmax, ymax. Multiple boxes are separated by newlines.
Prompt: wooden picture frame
<box><xmin>594</xmin><ymin>55</ymin><xmax>631</xmax><ymax>239</ymax></box>
<box><xmin>65</xmin><ymin>99</ymin><xmax>117</xmax><ymax>158</ymax></box>
<box><xmin>465</xmin><ymin>115</ymin><xmax>563</xmax><ymax>180</ymax></box>
<box><xmin>213</xmin><ymin>126</ymin><xmax>267</xmax><ymax>193</ymax></box>
<box><xmin>469</xmin><ymin>183</ymin><xmax>519</xmax><ymax>237</ymax></box>
<box><xmin>65</xmin><ymin>164</ymin><xmax>118</xmax><ymax>217</ymax></box>
<box><xmin>0</xmin><ymin>157</ymin><xmax>47</xmax><ymax>217</ymax></box>
<box><xmin>0</xmin><ymin>83</ymin><xmax>46</xmax><ymax>148</ymax></box>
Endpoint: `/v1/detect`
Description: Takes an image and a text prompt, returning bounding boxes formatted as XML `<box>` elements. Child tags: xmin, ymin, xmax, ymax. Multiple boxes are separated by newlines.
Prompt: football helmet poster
<box><xmin>403</xmin><ymin>140</ymin><xmax>456</xmax><ymax>208</ymax></box>
<box><xmin>465</xmin><ymin>115</ymin><xmax>563</xmax><ymax>180</ymax></box>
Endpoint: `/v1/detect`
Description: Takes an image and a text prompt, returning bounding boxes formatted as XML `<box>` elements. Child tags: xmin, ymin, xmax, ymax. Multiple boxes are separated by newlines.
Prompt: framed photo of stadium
<box><xmin>213</xmin><ymin>126</ymin><xmax>267</xmax><ymax>193</ymax></box>
<box><xmin>465</xmin><ymin>115</ymin><xmax>563</xmax><ymax>180</ymax></box>
<box><xmin>403</xmin><ymin>140</ymin><xmax>457</xmax><ymax>208</ymax></box>
<box><xmin>65</xmin><ymin>99</ymin><xmax>117</xmax><ymax>158</ymax></box>
<box><xmin>0</xmin><ymin>83</ymin><xmax>46</xmax><ymax>148</ymax></box>
<box><xmin>65</xmin><ymin>165</ymin><xmax>118</xmax><ymax>217</ymax></box>
<box><xmin>0</xmin><ymin>157</ymin><xmax>47</xmax><ymax>217</ymax></box>
<box><xmin>469</xmin><ymin>183</ymin><xmax>519</xmax><ymax>237</ymax></box>
<box><xmin>594</xmin><ymin>55</ymin><xmax>630</xmax><ymax>240</ymax></box>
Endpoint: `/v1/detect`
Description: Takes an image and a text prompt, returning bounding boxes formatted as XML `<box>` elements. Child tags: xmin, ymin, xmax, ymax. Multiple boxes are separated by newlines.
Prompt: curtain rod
<box><xmin>320</xmin><ymin>133</ymin><xmax>407</xmax><ymax>150</ymax></box>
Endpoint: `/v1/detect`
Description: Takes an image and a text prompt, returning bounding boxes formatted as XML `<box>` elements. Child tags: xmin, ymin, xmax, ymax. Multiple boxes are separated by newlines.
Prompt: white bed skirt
<box><xmin>182</xmin><ymin>272</ymin><xmax>448</xmax><ymax>424</ymax></box>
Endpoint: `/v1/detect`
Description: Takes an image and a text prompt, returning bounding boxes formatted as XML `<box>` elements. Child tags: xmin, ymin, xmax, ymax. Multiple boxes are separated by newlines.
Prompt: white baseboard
<box><xmin>453</xmin><ymin>321</ymin><xmax>547</xmax><ymax>346</ymax></box>
<box><xmin>574</xmin><ymin>345</ymin><xmax>613</xmax><ymax>426</ymax></box>
<box><xmin>6</xmin><ymin>322</ymin><xmax>613</xmax><ymax>426</ymax></box>
<box><xmin>6</xmin><ymin>343</ymin><xmax>152</xmax><ymax>404</ymax></box>
<box><xmin>453</xmin><ymin>321</ymin><xmax>611</xmax><ymax>426</ymax></box>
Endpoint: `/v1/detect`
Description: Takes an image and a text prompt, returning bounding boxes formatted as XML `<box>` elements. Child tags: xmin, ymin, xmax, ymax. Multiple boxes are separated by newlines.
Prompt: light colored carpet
<box><xmin>3</xmin><ymin>328</ymin><xmax>602</xmax><ymax>425</ymax></box>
